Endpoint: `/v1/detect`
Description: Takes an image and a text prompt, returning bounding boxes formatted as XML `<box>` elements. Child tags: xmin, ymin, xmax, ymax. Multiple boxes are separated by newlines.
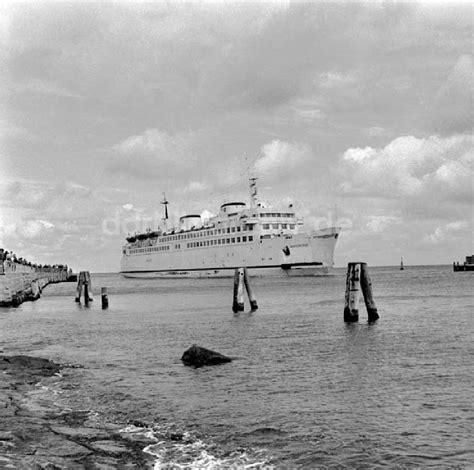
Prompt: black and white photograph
<box><xmin>0</xmin><ymin>1</ymin><xmax>472</xmax><ymax>468</ymax></box>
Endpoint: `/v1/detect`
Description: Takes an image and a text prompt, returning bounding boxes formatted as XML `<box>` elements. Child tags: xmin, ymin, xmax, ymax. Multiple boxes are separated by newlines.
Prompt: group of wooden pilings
<box><xmin>75</xmin><ymin>271</ymin><xmax>108</xmax><ymax>309</ymax></box>
<box><xmin>232</xmin><ymin>267</ymin><xmax>258</xmax><ymax>313</ymax></box>
<box><xmin>74</xmin><ymin>266</ymin><xmax>377</xmax><ymax>321</ymax></box>
<box><xmin>232</xmin><ymin>264</ymin><xmax>378</xmax><ymax>322</ymax></box>
<box><xmin>344</xmin><ymin>262</ymin><xmax>379</xmax><ymax>323</ymax></box>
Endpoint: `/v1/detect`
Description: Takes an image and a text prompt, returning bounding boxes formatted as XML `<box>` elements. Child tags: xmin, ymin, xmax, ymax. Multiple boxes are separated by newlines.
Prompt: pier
<box><xmin>453</xmin><ymin>255</ymin><xmax>474</xmax><ymax>272</ymax></box>
<box><xmin>0</xmin><ymin>249</ymin><xmax>72</xmax><ymax>307</ymax></box>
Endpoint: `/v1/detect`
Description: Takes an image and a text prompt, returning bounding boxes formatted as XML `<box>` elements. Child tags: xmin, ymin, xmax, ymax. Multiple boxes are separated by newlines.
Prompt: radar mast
<box><xmin>161</xmin><ymin>193</ymin><xmax>169</xmax><ymax>229</ymax></box>
<box><xmin>249</xmin><ymin>177</ymin><xmax>258</xmax><ymax>208</ymax></box>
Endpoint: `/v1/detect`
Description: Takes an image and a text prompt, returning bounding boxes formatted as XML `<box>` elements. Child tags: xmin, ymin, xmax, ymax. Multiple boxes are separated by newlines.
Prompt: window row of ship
<box><xmin>259</xmin><ymin>212</ymin><xmax>295</xmax><ymax>218</ymax></box>
<box><xmin>158</xmin><ymin>224</ymin><xmax>254</xmax><ymax>243</ymax></box>
<box><xmin>128</xmin><ymin>235</ymin><xmax>255</xmax><ymax>255</ymax></box>
<box><xmin>155</xmin><ymin>222</ymin><xmax>297</xmax><ymax>245</ymax></box>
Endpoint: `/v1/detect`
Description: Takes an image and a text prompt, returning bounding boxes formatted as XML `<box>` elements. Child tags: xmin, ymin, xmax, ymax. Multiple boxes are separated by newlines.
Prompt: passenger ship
<box><xmin>120</xmin><ymin>179</ymin><xmax>340</xmax><ymax>278</ymax></box>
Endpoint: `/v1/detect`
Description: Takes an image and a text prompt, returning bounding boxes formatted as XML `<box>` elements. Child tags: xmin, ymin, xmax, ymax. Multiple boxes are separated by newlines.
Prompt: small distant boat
<box><xmin>400</xmin><ymin>257</ymin><xmax>404</xmax><ymax>270</ymax></box>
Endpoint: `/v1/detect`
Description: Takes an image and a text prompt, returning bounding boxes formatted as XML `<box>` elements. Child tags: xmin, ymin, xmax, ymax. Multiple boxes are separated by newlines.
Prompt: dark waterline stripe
<box><xmin>121</xmin><ymin>262</ymin><xmax>323</xmax><ymax>274</ymax></box>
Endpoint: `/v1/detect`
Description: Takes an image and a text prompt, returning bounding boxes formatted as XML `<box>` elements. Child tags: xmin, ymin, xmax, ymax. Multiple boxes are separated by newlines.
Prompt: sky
<box><xmin>0</xmin><ymin>1</ymin><xmax>472</xmax><ymax>272</ymax></box>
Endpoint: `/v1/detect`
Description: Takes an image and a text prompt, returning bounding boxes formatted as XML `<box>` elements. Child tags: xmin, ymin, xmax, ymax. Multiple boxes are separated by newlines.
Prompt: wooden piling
<box><xmin>101</xmin><ymin>287</ymin><xmax>109</xmax><ymax>309</ymax></box>
<box><xmin>232</xmin><ymin>268</ymin><xmax>245</xmax><ymax>313</ymax></box>
<box><xmin>75</xmin><ymin>271</ymin><xmax>93</xmax><ymax>303</ymax></box>
<box><xmin>344</xmin><ymin>262</ymin><xmax>361</xmax><ymax>322</ymax></box>
<box><xmin>243</xmin><ymin>268</ymin><xmax>258</xmax><ymax>311</ymax></box>
<box><xmin>85</xmin><ymin>272</ymin><xmax>93</xmax><ymax>302</ymax></box>
<box><xmin>75</xmin><ymin>271</ymin><xmax>85</xmax><ymax>302</ymax></box>
<box><xmin>360</xmin><ymin>263</ymin><xmax>379</xmax><ymax>322</ymax></box>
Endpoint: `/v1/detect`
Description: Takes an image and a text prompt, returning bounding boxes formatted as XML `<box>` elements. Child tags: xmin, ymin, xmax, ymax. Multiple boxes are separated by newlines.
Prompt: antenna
<box><xmin>161</xmin><ymin>192</ymin><xmax>169</xmax><ymax>223</ymax></box>
<box><xmin>249</xmin><ymin>177</ymin><xmax>258</xmax><ymax>208</ymax></box>
<box><xmin>245</xmin><ymin>153</ymin><xmax>259</xmax><ymax>208</ymax></box>
<box><xmin>244</xmin><ymin>154</ymin><xmax>251</xmax><ymax>181</ymax></box>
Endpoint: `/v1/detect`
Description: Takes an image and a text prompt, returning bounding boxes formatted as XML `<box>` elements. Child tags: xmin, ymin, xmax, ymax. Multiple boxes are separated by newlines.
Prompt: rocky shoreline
<box><xmin>0</xmin><ymin>354</ymin><xmax>156</xmax><ymax>469</ymax></box>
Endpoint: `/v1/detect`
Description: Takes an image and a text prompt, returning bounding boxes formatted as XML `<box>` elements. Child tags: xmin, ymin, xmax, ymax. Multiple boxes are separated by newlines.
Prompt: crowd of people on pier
<box><xmin>0</xmin><ymin>248</ymin><xmax>70</xmax><ymax>275</ymax></box>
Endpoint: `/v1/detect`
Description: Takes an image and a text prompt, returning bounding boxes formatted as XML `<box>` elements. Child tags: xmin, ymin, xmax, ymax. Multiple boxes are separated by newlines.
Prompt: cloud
<box><xmin>0</xmin><ymin>119</ymin><xmax>32</xmax><ymax>141</ymax></box>
<box><xmin>183</xmin><ymin>181</ymin><xmax>208</xmax><ymax>193</ymax></box>
<box><xmin>1</xmin><ymin>179</ymin><xmax>109</xmax><ymax>240</ymax></box>
<box><xmin>110</xmin><ymin>128</ymin><xmax>196</xmax><ymax>179</ymax></box>
<box><xmin>0</xmin><ymin>177</ymin><xmax>124</xmax><ymax>268</ymax></box>
<box><xmin>424</xmin><ymin>220</ymin><xmax>469</xmax><ymax>244</ymax></box>
<box><xmin>200</xmin><ymin>209</ymin><xmax>215</xmax><ymax>221</ymax></box>
<box><xmin>366</xmin><ymin>215</ymin><xmax>401</xmax><ymax>233</ymax></box>
<box><xmin>2</xmin><ymin>2</ymin><xmax>472</xmax><ymax>269</ymax></box>
<box><xmin>430</xmin><ymin>55</ymin><xmax>473</xmax><ymax>136</ymax></box>
<box><xmin>364</xmin><ymin>127</ymin><xmax>387</xmax><ymax>137</ymax></box>
<box><xmin>255</xmin><ymin>140</ymin><xmax>312</xmax><ymax>179</ymax></box>
<box><xmin>14</xmin><ymin>79</ymin><xmax>82</xmax><ymax>99</ymax></box>
<box><xmin>319</xmin><ymin>71</ymin><xmax>357</xmax><ymax>89</ymax></box>
<box><xmin>340</xmin><ymin>134</ymin><xmax>473</xmax><ymax>204</ymax></box>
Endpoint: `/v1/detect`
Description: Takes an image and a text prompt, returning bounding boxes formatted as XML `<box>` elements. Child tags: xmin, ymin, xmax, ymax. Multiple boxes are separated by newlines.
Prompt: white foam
<box><xmin>120</xmin><ymin>422</ymin><xmax>273</xmax><ymax>469</ymax></box>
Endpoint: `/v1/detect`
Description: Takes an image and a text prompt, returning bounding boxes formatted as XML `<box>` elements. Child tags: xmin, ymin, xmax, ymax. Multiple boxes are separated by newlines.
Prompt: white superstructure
<box><xmin>120</xmin><ymin>179</ymin><xmax>340</xmax><ymax>278</ymax></box>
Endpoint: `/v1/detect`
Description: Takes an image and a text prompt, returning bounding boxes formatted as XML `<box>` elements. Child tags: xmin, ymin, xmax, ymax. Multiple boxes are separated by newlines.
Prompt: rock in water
<box><xmin>181</xmin><ymin>344</ymin><xmax>232</xmax><ymax>367</ymax></box>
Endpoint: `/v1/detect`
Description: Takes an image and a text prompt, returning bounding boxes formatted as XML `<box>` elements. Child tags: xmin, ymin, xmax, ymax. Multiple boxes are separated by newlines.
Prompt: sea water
<box><xmin>1</xmin><ymin>265</ymin><xmax>472</xmax><ymax>468</ymax></box>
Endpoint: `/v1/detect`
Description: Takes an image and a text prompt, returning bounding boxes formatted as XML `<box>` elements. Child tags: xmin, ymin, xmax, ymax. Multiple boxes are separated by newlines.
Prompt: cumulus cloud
<box><xmin>424</xmin><ymin>220</ymin><xmax>469</xmax><ymax>243</ymax></box>
<box><xmin>364</xmin><ymin>127</ymin><xmax>387</xmax><ymax>137</ymax></box>
<box><xmin>115</xmin><ymin>129</ymin><xmax>177</xmax><ymax>156</ymax></box>
<box><xmin>341</xmin><ymin>134</ymin><xmax>473</xmax><ymax>203</ymax></box>
<box><xmin>319</xmin><ymin>71</ymin><xmax>357</xmax><ymax>89</ymax></box>
<box><xmin>2</xmin><ymin>2</ymin><xmax>472</xmax><ymax>268</ymax></box>
<box><xmin>18</xmin><ymin>79</ymin><xmax>81</xmax><ymax>99</ymax></box>
<box><xmin>430</xmin><ymin>55</ymin><xmax>473</xmax><ymax>136</ymax></box>
<box><xmin>200</xmin><ymin>209</ymin><xmax>215</xmax><ymax>221</ymax></box>
<box><xmin>1</xmin><ymin>178</ymin><xmax>110</xmax><ymax>245</ymax></box>
<box><xmin>255</xmin><ymin>140</ymin><xmax>312</xmax><ymax>179</ymax></box>
<box><xmin>366</xmin><ymin>215</ymin><xmax>401</xmax><ymax>233</ymax></box>
<box><xmin>110</xmin><ymin>128</ymin><xmax>197</xmax><ymax>178</ymax></box>
<box><xmin>183</xmin><ymin>181</ymin><xmax>208</xmax><ymax>193</ymax></box>
<box><xmin>7</xmin><ymin>219</ymin><xmax>54</xmax><ymax>240</ymax></box>
<box><xmin>0</xmin><ymin>119</ymin><xmax>33</xmax><ymax>141</ymax></box>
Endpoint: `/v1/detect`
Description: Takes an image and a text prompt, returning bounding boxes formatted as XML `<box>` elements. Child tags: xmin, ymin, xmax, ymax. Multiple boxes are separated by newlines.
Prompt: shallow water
<box><xmin>1</xmin><ymin>265</ymin><xmax>473</xmax><ymax>468</ymax></box>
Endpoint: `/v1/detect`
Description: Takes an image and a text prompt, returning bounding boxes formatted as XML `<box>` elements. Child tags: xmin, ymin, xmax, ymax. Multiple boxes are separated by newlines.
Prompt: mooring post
<box><xmin>243</xmin><ymin>268</ymin><xmax>258</xmax><ymax>311</ymax></box>
<box><xmin>81</xmin><ymin>271</ymin><xmax>93</xmax><ymax>305</ymax></box>
<box><xmin>101</xmin><ymin>287</ymin><xmax>109</xmax><ymax>310</ymax></box>
<box><xmin>232</xmin><ymin>268</ymin><xmax>245</xmax><ymax>313</ymax></box>
<box><xmin>360</xmin><ymin>263</ymin><xmax>379</xmax><ymax>322</ymax></box>
<box><xmin>75</xmin><ymin>271</ymin><xmax>85</xmax><ymax>302</ymax></box>
<box><xmin>344</xmin><ymin>262</ymin><xmax>361</xmax><ymax>322</ymax></box>
<box><xmin>84</xmin><ymin>278</ymin><xmax>90</xmax><ymax>306</ymax></box>
<box><xmin>85</xmin><ymin>272</ymin><xmax>93</xmax><ymax>302</ymax></box>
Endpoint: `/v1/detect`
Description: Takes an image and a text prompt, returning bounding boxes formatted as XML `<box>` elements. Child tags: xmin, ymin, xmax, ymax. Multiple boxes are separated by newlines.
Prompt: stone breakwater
<box><xmin>0</xmin><ymin>259</ymin><xmax>71</xmax><ymax>307</ymax></box>
<box><xmin>0</xmin><ymin>355</ymin><xmax>155</xmax><ymax>469</ymax></box>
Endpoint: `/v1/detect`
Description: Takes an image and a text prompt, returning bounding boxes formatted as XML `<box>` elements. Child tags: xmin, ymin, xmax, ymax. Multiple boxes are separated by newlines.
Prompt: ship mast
<box><xmin>161</xmin><ymin>192</ymin><xmax>169</xmax><ymax>230</ymax></box>
<box><xmin>244</xmin><ymin>154</ymin><xmax>258</xmax><ymax>209</ymax></box>
<box><xmin>249</xmin><ymin>177</ymin><xmax>258</xmax><ymax>208</ymax></box>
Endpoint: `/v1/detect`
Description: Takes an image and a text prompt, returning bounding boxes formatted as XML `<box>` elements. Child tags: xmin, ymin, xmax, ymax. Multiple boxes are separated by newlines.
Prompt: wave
<box><xmin>119</xmin><ymin>423</ymin><xmax>274</xmax><ymax>469</ymax></box>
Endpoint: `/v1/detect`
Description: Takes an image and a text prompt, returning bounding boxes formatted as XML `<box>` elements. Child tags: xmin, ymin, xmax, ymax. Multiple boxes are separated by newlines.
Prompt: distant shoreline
<box><xmin>89</xmin><ymin>264</ymin><xmax>460</xmax><ymax>275</ymax></box>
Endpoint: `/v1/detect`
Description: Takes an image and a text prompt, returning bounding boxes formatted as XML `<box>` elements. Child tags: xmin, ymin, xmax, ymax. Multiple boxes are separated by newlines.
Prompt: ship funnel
<box><xmin>220</xmin><ymin>202</ymin><xmax>246</xmax><ymax>216</ymax></box>
<box><xmin>179</xmin><ymin>214</ymin><xmax>202</xmax><ymax>231</ymax></box>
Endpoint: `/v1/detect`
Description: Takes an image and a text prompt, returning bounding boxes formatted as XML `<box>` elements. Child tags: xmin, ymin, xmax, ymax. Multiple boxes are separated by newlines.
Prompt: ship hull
<box><xmin>120</xmin><ymin>228</ymin><xmax>339</xmax><ymax>278</ymax></box>
<box><xmin>121</xmin><ymin>264</ymin><xmax>331</xmax><ymax>279</ymax></box>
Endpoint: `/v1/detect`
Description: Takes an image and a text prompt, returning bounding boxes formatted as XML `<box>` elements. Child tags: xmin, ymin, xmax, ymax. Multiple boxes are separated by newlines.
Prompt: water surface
<box><xmin>1</xmin><ymin>265</ymin><xmax>472</xmax><ymax>468</ymax></box>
